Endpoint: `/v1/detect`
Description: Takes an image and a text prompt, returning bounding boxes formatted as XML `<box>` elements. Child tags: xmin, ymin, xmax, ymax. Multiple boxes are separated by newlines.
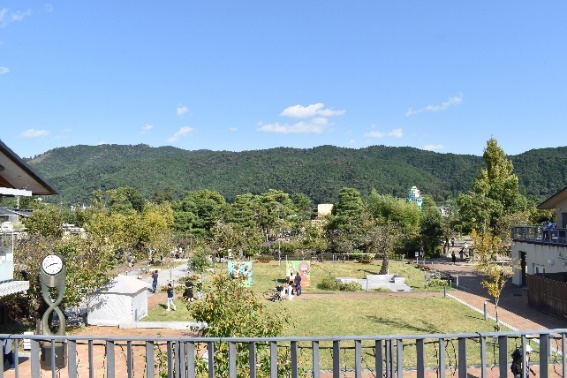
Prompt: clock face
<box><xmin>42</xmin><ymin>254</ymin><xmax>64</xmax><ymax>275</ymax></box>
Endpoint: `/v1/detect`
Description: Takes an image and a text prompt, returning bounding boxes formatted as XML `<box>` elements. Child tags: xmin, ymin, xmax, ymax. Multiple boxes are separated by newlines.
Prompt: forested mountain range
<box><xmin>24</xmin><ymin>144</ymin><xmax>567</xmax><ymax>206</ymax></box>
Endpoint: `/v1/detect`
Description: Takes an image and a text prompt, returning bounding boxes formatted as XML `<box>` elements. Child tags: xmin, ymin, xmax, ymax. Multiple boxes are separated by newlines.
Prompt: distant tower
<box><xmin>407</xmin><ymin>186</ymin><xmax>423</xmax><ymax>209</ymax></box>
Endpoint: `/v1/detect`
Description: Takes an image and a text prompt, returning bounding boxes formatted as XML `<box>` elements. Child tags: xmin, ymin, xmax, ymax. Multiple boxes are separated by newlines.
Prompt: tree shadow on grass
<box><xmin>365</xmin><ymin>315</ymin><xmax>443</xmax><ymax>334</ymax></box>
<box><xmin>362</xmin><ymin>269</ymin><xmax>381</xmax><ymax>275</ymax></box>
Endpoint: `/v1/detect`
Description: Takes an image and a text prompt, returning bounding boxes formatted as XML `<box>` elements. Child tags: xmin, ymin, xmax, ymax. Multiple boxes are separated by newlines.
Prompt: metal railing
<box><xmin>2</xmin><ymin>329</ymin><xmax>567</xmax><ymax>377</ymax></box>
<box><xmin>511</xmin><ymin>226</ymin><xmax>567</xmax><ymax>246</ymax></box>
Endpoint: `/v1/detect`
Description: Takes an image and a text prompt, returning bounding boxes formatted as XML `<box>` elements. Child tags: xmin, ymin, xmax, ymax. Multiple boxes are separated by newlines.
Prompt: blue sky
<box><xmin>1</xmin><ymin>2</ymin><xmax>566</xmax><ymax>159</ymax></box>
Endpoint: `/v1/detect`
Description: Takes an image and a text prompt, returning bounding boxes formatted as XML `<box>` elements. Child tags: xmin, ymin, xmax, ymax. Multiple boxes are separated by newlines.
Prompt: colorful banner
<box><xmin>286</xmin><ymin>260</ymin><xmax>311</xmax><ymax>287</ymax></box>
<box><xmin>228</xmin><ymin>261</ymin><xmax>253</xmax><ymax>287</ymax></box>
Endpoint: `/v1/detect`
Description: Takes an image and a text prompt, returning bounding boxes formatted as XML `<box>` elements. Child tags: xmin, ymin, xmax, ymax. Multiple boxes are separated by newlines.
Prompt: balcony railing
<box><xmin>511</xmin><ymin>226</ymin><xmax>567</xmax><ymax>246</ymax></box>
<box><xmin>2</xmin><ymin>329</ymin><xmax>567</xmax><ymax>377</ymax></box>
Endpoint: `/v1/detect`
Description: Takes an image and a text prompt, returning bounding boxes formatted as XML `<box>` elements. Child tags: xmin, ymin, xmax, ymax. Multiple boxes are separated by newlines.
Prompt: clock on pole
<box><xmin>39</xmin><ymin>253</ymin><xmax>67</xmax><ymax>370</ymax></box>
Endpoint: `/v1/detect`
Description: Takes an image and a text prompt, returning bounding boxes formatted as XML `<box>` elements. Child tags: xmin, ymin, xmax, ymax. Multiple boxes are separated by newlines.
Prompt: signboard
<box><xmin>228</xmin><ymin>261</ymin><xmax>253</xmax><ymax>287</ymax></box>
<box><xmin>286</xmin><ymin>260</ymin><xmax>311</xmax><ymax>287</ymax></box>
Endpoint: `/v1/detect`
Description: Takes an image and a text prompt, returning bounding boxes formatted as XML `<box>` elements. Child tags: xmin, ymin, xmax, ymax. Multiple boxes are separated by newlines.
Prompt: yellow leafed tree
<box><xmin>472</xmin><ymin>229</ymin><xmax>514</xmax><ymax>331</ymax></box>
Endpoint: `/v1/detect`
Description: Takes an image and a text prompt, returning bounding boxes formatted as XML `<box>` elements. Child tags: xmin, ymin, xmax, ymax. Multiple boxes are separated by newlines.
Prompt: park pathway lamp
<box><xmin>39</xmin><ymin>253</ymin><xmax>67</xmax><ymax>370</ymax></box>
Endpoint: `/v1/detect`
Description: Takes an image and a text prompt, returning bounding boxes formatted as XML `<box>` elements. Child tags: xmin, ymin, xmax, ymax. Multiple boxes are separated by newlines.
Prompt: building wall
<box><xmin>0</xmin><ymin>232</ymin><xmax>14</xmax><ymax>282</ymax></box>
<box><xmin>511</xmin><ymin>241</ymin><xmax>567</xmax><ymax>285</ymax></box>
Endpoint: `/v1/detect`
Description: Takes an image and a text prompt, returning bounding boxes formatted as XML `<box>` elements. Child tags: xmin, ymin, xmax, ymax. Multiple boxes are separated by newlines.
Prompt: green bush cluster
<box><xmin>318</xmin><ymin>277</ymin><xmax>361</xmax><ymax>292</ymax></box>
<box><xmin>427</xmin><ymin>278</ymin><xmax>449</xmax><ymax>287</ymax></box>
<box><xmin>339</xmin><ymin>282</ymin><xmax>362</xmax><ymax>292</ymax></box>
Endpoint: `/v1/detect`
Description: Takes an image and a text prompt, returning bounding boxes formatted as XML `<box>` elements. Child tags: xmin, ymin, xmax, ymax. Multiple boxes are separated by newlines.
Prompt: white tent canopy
<box><xmin>87</xmin><ymin>275</ymin><xmax>150</xmax><ymax>326</ymax></box>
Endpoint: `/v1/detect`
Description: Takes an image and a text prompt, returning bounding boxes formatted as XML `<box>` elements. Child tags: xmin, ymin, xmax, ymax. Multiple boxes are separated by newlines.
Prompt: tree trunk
<box><xmin>379</xmin><ymin>252</ymin><xmax>390</xmax><ymax>274</ymax></box>
<box><xmin>494</xmin><ymin>297</ymin><xmax>501</xmax><ymax>332</ymax></box>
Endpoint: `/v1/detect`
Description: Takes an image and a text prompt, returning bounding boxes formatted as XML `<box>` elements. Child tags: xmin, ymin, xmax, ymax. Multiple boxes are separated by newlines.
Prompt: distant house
<box><xmin>0</xmin><ymin>139</ymin><xmax>59</xmax><ymax>297</ymax></box>
<box><xmin>317</xmin><ymin>204</ymin><xmax>333</xmax><ymax>218</ymax></box>
<box><xmin>511</xmin><ymin>184</ymin><xmax>567</xmax><ymax>317</ymax></box>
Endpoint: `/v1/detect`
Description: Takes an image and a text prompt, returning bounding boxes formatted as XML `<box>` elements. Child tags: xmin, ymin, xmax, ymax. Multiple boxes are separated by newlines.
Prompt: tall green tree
<box><xmin>326</xmin><ymin>187</ymin><xmax>367</xmax><ymax>255</ymax></box>
<box><xmin>107</xmin><ymin>187</ymin><xmax>146</xmax><ymax>215</ymax></box>
<box><xmin>418</xmin><ymin>195</ymin><xmax>444</xmax><ymax>257</ymax></box>
<box><xmin>458</xmin><ymin>138</ymin><xmax>526</xmax><ymax>329</ymax></box>
<box><xmin>172</xmin><ymin>189</ymin><xmax>226</xmax><ymax>237</ymax></box>
<box><xmin>23</xmin><ymin>205</ymin><xmax>65</xmax><ymax>237</ymax></box>
<box><xmin>456</xmin><ymin>138</ymin><xmax>528</xmax><ymax>240</ymax></box>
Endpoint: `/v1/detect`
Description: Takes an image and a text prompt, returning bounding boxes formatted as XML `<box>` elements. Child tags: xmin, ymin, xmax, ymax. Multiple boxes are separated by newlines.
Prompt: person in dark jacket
<box><xmin>294</xmin><ymin>273</ymin><xmax>302</xmax><ymax>296</ymax></box>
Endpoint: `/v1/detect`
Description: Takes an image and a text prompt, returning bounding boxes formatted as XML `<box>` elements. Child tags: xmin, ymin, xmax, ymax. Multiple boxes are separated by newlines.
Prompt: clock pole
<box><xmin>39</xmin><ymin>253</ymin><xmax>67</xmax><ymax>370</ymax></box>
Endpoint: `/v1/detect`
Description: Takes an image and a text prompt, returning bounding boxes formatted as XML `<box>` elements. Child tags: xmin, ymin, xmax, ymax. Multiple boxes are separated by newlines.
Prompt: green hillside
<box><xmin>24</xmin><ymin>144</ymin><xmax>567</xmax><ymax>206</ymax></box>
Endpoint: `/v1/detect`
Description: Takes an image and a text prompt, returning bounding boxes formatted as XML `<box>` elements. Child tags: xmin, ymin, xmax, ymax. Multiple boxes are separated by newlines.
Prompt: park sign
<box><xmin>228</xmin><ymin>261</ymin><xmax>253</xmax><ymax>287</ymax></box>
<box><xmin>286</xmin><ymin>260</ymin><xmax>311</xmax><ymax>287</ymax></box>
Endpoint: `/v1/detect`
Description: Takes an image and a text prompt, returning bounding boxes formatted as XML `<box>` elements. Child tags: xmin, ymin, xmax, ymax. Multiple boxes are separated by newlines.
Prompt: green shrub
<box><xmin>318</xmin><ymin>277</ymin><xmax>340</xmax><ymax>290</ymax></box>
<box><xmin>427</xmin><ymin>278</ymin><xmax>449</xmax><ymax>287</ymax></box>
<box><xmin>339</xmin><ymin>282</ymin><xmax>361</xmax><ymax>292</ymax></box>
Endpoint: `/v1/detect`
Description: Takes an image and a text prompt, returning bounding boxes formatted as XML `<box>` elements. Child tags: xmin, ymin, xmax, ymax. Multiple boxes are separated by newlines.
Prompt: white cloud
<box><xmin>168</xmin><ymin>126</ymin><xmax>193</xmax><ymax>142</ymax></box>
<box><xmin>177</xmin><ymin>105</ymin><xmax>188</xmax><ymax>117</ymax></box>
<box><xmin>21</xmin><ymin>129</ymin><xmax>49</xmax><ymax>138</ymax></box>
<box><xmin>257</xmin><ymin>118</ymin><xmax>330</xmax><ymax>134</ymax></box>
<box><xmin>229</xmin><ymin>127</ymin><xmax>238</xmax><ymax>132</ymax></box>
<box><xmin>389</xmin><ymin>128</ymin><xmax>403</xmax><ymax>137</ymax></box>
<box><xmin>423</xmin><ymin>144</ymin><xmax>446</xmax><ymax>151</ymax></box>
<box><xmin>364</xmin><ymin>128</ymin><xmax>403</xmax><ymax>138</ymax></box>
<box><xmin>0</xmin><ymin>8</ymin><xmax>32</xmax><ymax>27</ymax></box>
<box><xmin>406</xmin><ymin>94</ymin><xmax>463</xmax><ymax>117</ymax></box>
<box><xmin>259</xmin><ymin>102</ymin><xmax>343</xmax><ymax>134</ymax></box>
<box><xmin>0</xmin><ymin>67</ymin><xmax>8</xmax><ymax>75</ymax></box>
<box><xmin>280</xmin><ymin>103</ymin><xmax>345</xmax><ymax>118</ymax></box>
<box><xmin>142</xmin><ymin>123</ymin><xmax>153</xmax><ymax>132</ymax></box>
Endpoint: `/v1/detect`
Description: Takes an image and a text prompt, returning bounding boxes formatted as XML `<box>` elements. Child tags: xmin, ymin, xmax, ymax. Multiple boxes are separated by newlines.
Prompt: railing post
<box><xmin>106</xmin><ymin>340</ymin><xmax>115</xmax><ymax>378</ymax></box>
<box><xmin>375</xmin><ymin>339</ymin><xmax>383</xmax><ymax>378</ymax></box>
<box><xmin>498</xmin><ymin>335</ymin><xmax>508</xmax><ymax>378</ymax></box>
<box><xmin>291</xmin><ymin>340</ymin><xmax>299</xmax><ymax>378</ymax></box>
<box><xmin>333</xmin><ymin>340</ymin><xmax>340</xmax><ymax>378</ymax></box>
<box><xmin>479</xmin><ymin>336</ymin><xmax>487</xmax><ymax>378</ymax></box>
<box><xmin>540</xmin><ymin>333</ymin><xmax>549</xmax><ymax>377</ymax></box>
<box><xmin>438</xmin><ymin>337</ymin><xmax>445</xmax><ymax>378</ymax></box>
<box><xmin>458</xmin><ymin>338</ymin><xmax>467</xmax><ymax>378</ymax></box>
<box><xmin>416</xmin><ymin>338</ymin><xmax>425</xmax><ymax>378</ymax></box>
<box><xmin>145</xmin><ymin>341</ymin><xmax>155</xmax><ymax>378</ymax></box>
<box><xmin>354</xmin><ymin>339</ymin><xmax>362</xmax><ymax>378</ymax></box>
<box><xmin>269</xmin><ymin>341</ymin><xmax>278</xmax><ymax>378</ymax></box>
<box><xmin>248</xmin><ymin>341</ymin><xmax>257</xmax><ymax>378</ymax></box>
<box><xmin>396</xmin><ymin>339</ymin><xmax>403</xmax><ymax>378</ymax></box>
<box><xmin>229</xmin><ymin>341</ymin><xmax>237</xmax><ymax>378</ymax></box>
<box><xmin>312</xmin><ymin>340</ymin><xmax>320</xmax><ymax>378</ymax></box>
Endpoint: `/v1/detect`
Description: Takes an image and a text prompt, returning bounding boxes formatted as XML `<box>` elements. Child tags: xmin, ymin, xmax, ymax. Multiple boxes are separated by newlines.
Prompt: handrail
<box><xmin>2</xmin><ymin>329</ymin><xmax>566</xmax><ymax>377</ymax></box>
<box><xmin>511</xmin><ymin>226</ymin><xmax>567</xmax><ymax>246</ymax></box>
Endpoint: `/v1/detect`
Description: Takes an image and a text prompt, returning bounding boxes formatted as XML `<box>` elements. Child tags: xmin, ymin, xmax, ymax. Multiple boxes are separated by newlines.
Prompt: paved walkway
<box><xmin>428</xmin><ymin>256</ymin><xmax>566</xmax><ymax>331</ymax></box>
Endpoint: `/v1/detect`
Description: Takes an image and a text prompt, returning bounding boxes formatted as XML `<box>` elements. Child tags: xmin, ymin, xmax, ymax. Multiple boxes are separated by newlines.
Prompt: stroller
<box><xmin>270</xmin><ymin>285</ymin><xmax>284</xmax><ymax>302</ymax></box>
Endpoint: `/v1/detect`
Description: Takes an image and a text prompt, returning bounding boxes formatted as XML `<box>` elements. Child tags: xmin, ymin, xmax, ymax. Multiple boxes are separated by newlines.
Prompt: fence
<box><xmin>528</xmin><ymin>274</ymin><xmax>567</xmax><ymax>319</ymax></box>
<box><xmin>2</xmin><ymin>329</ymin><xmax>567</xmax><ymax>377</ymax></box>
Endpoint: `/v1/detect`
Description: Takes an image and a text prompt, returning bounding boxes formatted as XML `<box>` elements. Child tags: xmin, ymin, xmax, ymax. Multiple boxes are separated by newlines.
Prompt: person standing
<box><xmin>286</xmin><ymin>276</ymin><xmax>294</xmax><ymax>300</ymax></box>
<box><xmin>511</xmin><ymin>345</ymin><xmax>536</xmax><ymax>377</ymax></box>
<box><xmin>151</xmin><ymin>270</ymin><xmax>159</xmax><ymax>293</ymax></box>
<box><xmin>451</xmin><ymin>251</ymin><xmax>456</xmax><ymax>265</ymax></box>
<box><xmin>196</xmin><ymin>279</ymin><xmax>203</xmax><ymax>299</ymax></box>
<box><xmin>3</xmin><ymin>338</ymin><xmax>14</xmax><ymax>370</ymax></box>
<box><xmin>294</xmin><ymin>272</ymin><xmax>302</xmax><ymax>296</ymax></box>
<box><xmin>184</xmin><ymin>279</ymin><xmax>194</xmax><ymax>302</ymax></box>
<box><xmin>166</xmin><ymin>283</ymin><xmax>176</xmax><ymax>311</ymax></box>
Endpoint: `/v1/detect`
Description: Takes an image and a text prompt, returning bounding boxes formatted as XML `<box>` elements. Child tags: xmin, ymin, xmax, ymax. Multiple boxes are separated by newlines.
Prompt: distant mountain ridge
<box><xmin>25</xmin><ymin>144</ymin><xmax>567</xmax><ymax>206</ymax></box>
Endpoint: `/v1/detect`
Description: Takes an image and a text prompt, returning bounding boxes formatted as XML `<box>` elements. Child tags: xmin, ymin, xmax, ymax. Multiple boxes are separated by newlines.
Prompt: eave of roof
<box><xmin>0</xmin><ymin>139</ymin><xmax>59</xmax><ymax>196</ymax></box>
<box><xmin>537</xmin><ymin>184</ymin><xmax>567</xmax><ymax>209</ymax></box>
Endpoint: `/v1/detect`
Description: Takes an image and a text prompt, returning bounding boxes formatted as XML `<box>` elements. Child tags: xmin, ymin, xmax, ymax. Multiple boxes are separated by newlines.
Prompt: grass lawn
<box><xmin>145</xmin><ymin>259</ymin><xmax>503</xmax><ymax>336</ymax></box>
<box><xmin>144</xmin><ymin>259</ymin><xmax>518</xmax><ymax>370</ymax></box>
